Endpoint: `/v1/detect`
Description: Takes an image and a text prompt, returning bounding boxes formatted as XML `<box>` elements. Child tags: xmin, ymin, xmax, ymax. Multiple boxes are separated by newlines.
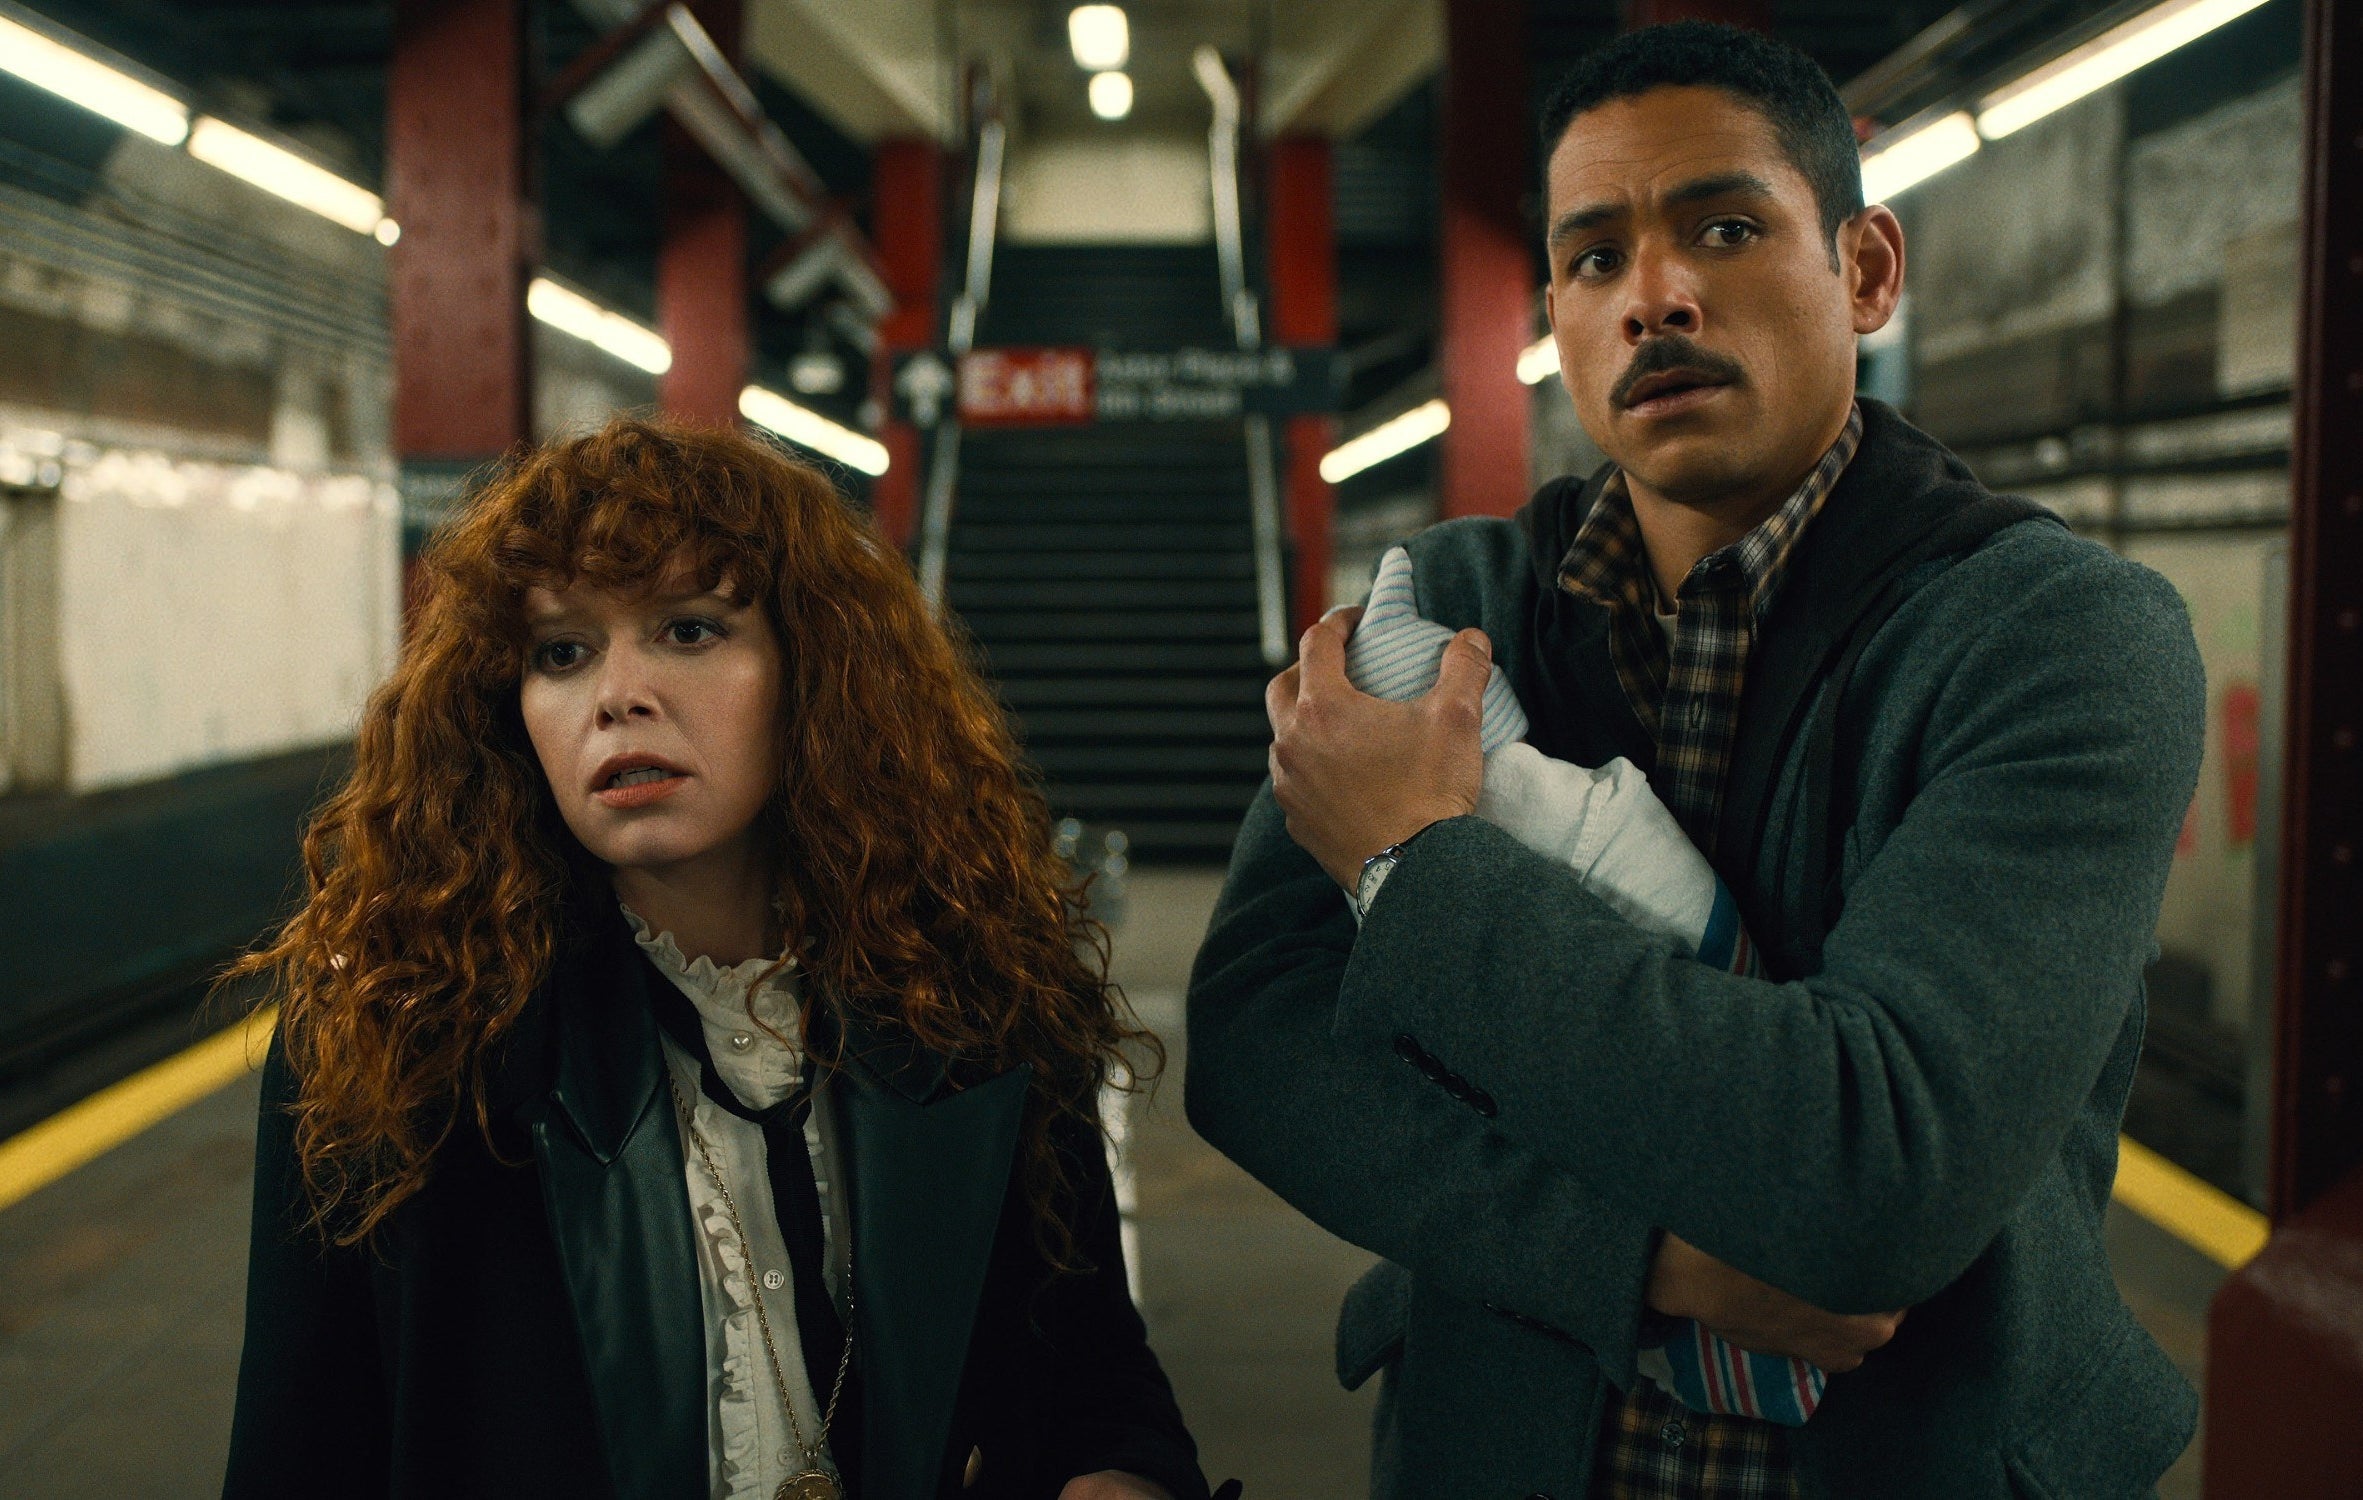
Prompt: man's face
<box><xmin>1544</xmin><ymin>85</ymin><xmax>1891</xmax><ymax>511</ymax></box>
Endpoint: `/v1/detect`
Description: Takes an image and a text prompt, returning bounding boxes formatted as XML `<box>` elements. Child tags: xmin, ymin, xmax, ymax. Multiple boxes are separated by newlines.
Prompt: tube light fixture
<box><xmin>1517</xmin><ymin>336</ymin><xmax>1560</xmax><ymax>386</ymax></box>
<box><xmin>187</xmin><ymin>116</ymin><xmax>385</xmax><ymax>235</ymax></box>
<box><xmin>1088</xmin><ymin>70</ymin><xmax>1133</xmax><ymax>121</ymax></box>
<box><xmin>1859</xmin><ymin>110</ymin><xmax>1980</xmax><ymax>202</ymax></box>
<box><xmin>1976</xmin><ymin>0</ymin><xmax>2271</xmax><ymax>140</ymax></box>
<box><xmin>1320</xmin><ymin>398</ymin><xmax>1451</xmax><ymax>484</ymax></box>
<box><xmin>1068</xmin><ymin>6</ymin><xmax>1129</xmax><ymax>71</ymax></box>
<box><xmin>526</xmin><ymin>277</ymin><xmax>673</xmax><ymax>375</ymax></box>
<box><xmin>0</xmin><ymin>12</ymin><xmax>188</xmax><ymax>145</ymax></box>
<box><xmin>739</xmin><ymin>385</ymin><xmax>889</xmax><ymax>476</ymax></box>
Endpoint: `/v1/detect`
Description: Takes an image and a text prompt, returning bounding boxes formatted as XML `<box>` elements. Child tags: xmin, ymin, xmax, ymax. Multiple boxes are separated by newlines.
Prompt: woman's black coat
<box><xmin>221</xmin><ymin>904</ymin><xmax>1208</xmax><ymax>1500</ymax></box>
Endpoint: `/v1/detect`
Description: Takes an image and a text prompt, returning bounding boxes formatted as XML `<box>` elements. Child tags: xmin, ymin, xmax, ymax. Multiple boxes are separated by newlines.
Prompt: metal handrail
<box><xmin>918</xmin><ymin>105</ymin><xmax>1006</xmax><ymax>606</ymax></box>
<box><xmin>1195</xmin><ymin>47</ymin><xmax>1289</xmax><ymax>668</ymax></box>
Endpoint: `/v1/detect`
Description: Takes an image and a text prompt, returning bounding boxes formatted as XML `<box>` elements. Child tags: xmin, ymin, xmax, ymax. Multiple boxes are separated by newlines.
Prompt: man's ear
<box><xmin>1844</xmin><ymin>205</ymin><xmax>1906</xmax><ymax>337</ymax></box>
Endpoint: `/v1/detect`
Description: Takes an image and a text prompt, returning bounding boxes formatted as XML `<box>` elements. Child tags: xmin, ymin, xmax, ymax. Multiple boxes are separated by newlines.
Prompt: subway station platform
<box><xmin>4</xmin><ymin>0</ymin><xmax>2360</xmax><ymax>1492</ymax></box>
<box><xmin>0</xmin><ymin>870</ymin><xmax>2233</xmax><ymax>1498</ymax></box>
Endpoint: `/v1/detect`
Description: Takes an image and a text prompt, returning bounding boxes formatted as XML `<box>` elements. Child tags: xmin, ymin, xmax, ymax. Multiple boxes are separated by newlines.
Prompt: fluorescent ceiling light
<box><xmin>0</xmin><ymin>13</ymin><xmax>188</xmax><ymax>144</ymax></box>
<box><xmin>1976</xmin><ymin>0</ymin><xmax>2272</xmax><ymax>140</ymax></box>
<box><xmin>1088</xmin><ymin>70</ymin><xmax>1133</xmax><ymax>121</ymax></box>
<box><xmin>1320</xmin><ymin>398</ymin><xmax>1450</xmax><ymax>484</ymax></box>
<box><xmin>187</xmin><ymin>116</ymin><xmax>384</xmax><ymax>234</ymax></box>
<box><xmin>526</xmin><ymin>277</ymin><xmax>673</xmax><ymax>375</ymax></box>
<box><xmin>1517</xmin><ymin>336</ymin><xmax>1559</xmax><ymax>386</ymax></box>
<box><xmin>739</xmin><ymin>386</ymin><xmax>889</xmax><ymax>476</ymax></box>
<box><xmin>1860</xmin><ymin>110</ymin><xmax>1980</xmax><ymax>202</ymax></box>
<box><xmin>373</xmin><ymin>217</ymin><xmax>401</xmax><ymax>246</ymax></box>
<box><xmin>1068</xmin><ymin>6</ymin><xmax>1129</xmax><ymax>71</ymax></box>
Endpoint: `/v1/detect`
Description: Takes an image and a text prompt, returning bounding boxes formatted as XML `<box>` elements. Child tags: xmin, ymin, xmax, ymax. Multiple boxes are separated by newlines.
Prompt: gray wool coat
<box><xmin>1184</xmin><ymin>401</ymin><xmax>2207</xmax><ymax>1500</ymax></box>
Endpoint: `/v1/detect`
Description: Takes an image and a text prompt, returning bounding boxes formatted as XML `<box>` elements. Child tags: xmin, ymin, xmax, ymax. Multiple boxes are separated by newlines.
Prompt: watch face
<box><xmin>1356</xmin><ymin>855</ymin><xmax>1398</xmax><ymax>915</ymax></box>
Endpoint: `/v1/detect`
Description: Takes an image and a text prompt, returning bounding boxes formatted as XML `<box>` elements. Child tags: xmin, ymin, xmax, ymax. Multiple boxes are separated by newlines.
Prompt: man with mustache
<box><xmin>1186</xmin><ymin>21</ymin><xmax>2204</xmax><ymax>1500</ymax></box>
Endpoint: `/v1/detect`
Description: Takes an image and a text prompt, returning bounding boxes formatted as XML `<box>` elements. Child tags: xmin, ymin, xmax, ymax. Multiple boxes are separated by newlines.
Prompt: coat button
<box><xmin>1662</xmin><ymin>1419</ymin><xmax>1687</xmax><ymax>1449</ymax></box>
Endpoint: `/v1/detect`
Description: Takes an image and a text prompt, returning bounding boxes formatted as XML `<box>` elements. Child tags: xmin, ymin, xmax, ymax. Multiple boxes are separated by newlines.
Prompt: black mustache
<box><xmin>1610</xmin><ymin>337</ymin><xmax>1746</xmax><ymax>408</ymax></box>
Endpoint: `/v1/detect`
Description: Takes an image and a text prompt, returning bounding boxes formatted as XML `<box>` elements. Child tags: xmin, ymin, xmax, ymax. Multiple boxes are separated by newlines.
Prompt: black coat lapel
<box><xmin>525</xmin><ymin>914</ymin><xmax>708</xmax><ymax>1500</ymax></box>
<box><xmin>836</xmin><ymin>1026</ymin><xmax>1033</xmax><ymax>1500</ymax></box>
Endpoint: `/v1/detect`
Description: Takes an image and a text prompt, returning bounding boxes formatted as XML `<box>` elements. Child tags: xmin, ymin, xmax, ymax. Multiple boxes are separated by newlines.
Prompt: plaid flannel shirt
<box><xmin>1558</xmin><ymin>403</ymin><xmax>1863</xmax><ymax>1498</ymax></box>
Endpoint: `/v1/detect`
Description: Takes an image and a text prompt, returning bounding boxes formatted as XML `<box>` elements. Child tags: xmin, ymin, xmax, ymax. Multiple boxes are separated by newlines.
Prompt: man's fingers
<box><xmin>1295</xmin><ymin>610</ymin><xmax>1354</xmax><ymax>691</ymax></box>
<box><xmin>1321</xmin><ymin>602</ymin><xmax>1366</xmax><ymax>638</ymax></box>
<box><xmin>1427</xmin><ymin>628</ymin><xmax>1493</xmax><ymax>712</ymax></box>
<box><xmin>1264</xmin><ymin>664</ymin><xmax>1301</xmax><ymax>734</ymax></box>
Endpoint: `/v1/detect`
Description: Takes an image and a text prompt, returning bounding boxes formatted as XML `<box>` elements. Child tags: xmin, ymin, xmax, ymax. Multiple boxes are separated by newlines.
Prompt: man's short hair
<box><xmin>1539</xmin><ymin>21</ymin><xmax>1865</xmax><ymax>245</ymax></box>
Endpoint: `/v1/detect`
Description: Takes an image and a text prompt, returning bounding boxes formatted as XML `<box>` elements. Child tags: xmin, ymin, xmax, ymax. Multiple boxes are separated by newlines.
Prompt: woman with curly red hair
<box><xmin>220</xmin><ymin>417</ymin><xmax>1209</xmax><ymax>1500</ymax></box>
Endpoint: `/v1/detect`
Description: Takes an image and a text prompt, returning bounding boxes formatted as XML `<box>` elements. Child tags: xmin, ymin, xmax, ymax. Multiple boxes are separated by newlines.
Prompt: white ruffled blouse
<box><xmin>624</xmin><ymin>904</ymin><xmax>849</xmax><ymax>1500</ymax></box>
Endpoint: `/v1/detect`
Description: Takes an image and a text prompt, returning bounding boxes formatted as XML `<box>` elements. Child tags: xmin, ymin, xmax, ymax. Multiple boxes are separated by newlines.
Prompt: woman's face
<box><xmin>517</xmin><ymin>559</ymin><xmax>783</xmax><ymax>879</ymax></box>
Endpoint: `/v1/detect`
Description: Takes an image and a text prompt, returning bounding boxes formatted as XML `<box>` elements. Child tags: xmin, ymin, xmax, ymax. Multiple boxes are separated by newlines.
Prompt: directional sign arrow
<box><xmin>895</xmin><ymin>351</ymin><xmax>954</xmax><ymax>427</ymax></box>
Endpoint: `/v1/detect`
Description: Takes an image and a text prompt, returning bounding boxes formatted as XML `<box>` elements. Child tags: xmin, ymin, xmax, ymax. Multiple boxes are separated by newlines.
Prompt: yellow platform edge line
<box><xmin>0</xmin><ymin>1003</ymin><xmax>277</xmax><ymax>1215</ymax></box>
<box><xmin>2113</xmin><ymin>1133</ymin><xmax>2269</xmax><ymax>1270</ymax></box>
<box><xmin>0</xmin><ymin>1008</ymin><xmax>2275</xmax><ymax>1275</ymax></box>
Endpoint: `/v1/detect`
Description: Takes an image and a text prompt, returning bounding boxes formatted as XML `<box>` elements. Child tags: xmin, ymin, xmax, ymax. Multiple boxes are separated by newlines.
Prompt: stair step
<box><xmin>994</xmin><ymin>676</ymin><xmax>1269</xmax><ymax>709</ymax></box>
<box><xmin>958</xmin><ymin>463</ymin><xmax>1251</xmax><ymax>490</ymax></box>
<box><xmin>975</xmin><ymin>641</ymin><xmax>1272</xmax><ymax>674</ymax></box>
<box><xmin>953</xmin><ymin>494</ymin><xmax>1252</xmax><ymax>525</ymax></box>
<box><xmin>950</xmin><ymin>522</ymin><xmax>1251</xmax><ymax>553</ymax></box>
<box><xmin>947</xmin><ymin>578</ymin><xmax>1260</xmax><ymax>611</ymax></box>
<box><xmin>948</xmin><ymin>552</ymin><xmax>1259</xmax><ymax>581</ymax></box>
<box><xmin>960</xmin><ymin>610</ymin><xmax>1259</xmax><ymax>642</ymax></box>
<box><xmin>1013</xmin><ymin>708</ymin><xmax>1272</xmax><ymax>741</ymax></box>
<box><xmin>1025</xmin><ymin>744</ymin><xmax>1271</xmax><ymax>777</ymax></box>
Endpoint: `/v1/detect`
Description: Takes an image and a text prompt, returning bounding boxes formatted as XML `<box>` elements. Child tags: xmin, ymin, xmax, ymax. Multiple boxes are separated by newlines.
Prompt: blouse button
<box><xmin>762</xmin><ymin>1268</ymin><xmax>786</xmax><ymax>1291</ymax></box>
<box><xmin>729</xmin><ymin>1032</ymin><xmax>755</xmax><ymax>1052</ymax></box>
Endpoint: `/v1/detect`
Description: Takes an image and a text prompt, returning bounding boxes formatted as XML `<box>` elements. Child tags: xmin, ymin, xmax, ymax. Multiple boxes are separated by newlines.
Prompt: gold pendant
<box><xmin>775</xmin><ymin>1470</ymin><xmax>841</xmax><ymax>1500</ymax></box>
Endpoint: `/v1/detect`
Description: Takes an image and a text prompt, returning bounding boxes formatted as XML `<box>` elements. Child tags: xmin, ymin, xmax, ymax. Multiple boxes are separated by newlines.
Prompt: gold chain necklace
<box><xmin>668</xmin><ymin>1074</ymin><xmax>855</xmax><ymax>1500</ymax></box>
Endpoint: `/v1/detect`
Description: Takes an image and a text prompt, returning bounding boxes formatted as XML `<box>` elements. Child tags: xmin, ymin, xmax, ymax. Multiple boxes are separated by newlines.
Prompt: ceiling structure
<box><xmin>1</xmin><ymin>0</ymin><xmax>2189</xmax><ymax>435</ymax></box>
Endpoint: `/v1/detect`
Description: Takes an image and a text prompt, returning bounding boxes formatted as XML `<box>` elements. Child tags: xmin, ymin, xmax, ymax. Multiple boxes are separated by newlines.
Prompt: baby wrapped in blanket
<box><xmin>1341</xmin><ymin>543</ymin><xmax>1823</xmax><ymax>1427</ymax></box>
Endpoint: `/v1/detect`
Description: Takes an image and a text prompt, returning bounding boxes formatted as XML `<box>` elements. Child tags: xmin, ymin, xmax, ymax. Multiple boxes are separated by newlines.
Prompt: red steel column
<box><xmin>1269</xmin><ymin>135</ymin><xmax>1336</xmax><ymax>632</ymax></box>
<box><xmin>658</xmin><ymin>0</ymin><xmax>749</xmax><ymax>427</ymax></box>
<box><xmin>1621</xmin><ymin>0</ymin><xmax>1772</xmax><ymax>26</ymax></box>
<box><xmin>1438</xmin><ymin>0</ymin><xmax>1531</xmax><ymax>519</ymax></box>
<box><xmin>870</xmin><ymin>136</ymin><xmax>943</xmax><ymax>550</ymax></box>
<box><xmin>2205</xmin><ymin>0</ymin><xmax>2363</xmax><ymax>1491</ymax></box>
<box><xmin>387</xmin><ymin>0</ymin><xmax>530</xmax><ymax>461</ymax></box>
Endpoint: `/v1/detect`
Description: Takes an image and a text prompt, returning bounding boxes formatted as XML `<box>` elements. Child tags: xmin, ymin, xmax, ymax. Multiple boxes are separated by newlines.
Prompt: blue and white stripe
<box><xmin>1345</xmin><ymin>546</ymin><xmax>1529</xmax><ymax>753</ymax></box>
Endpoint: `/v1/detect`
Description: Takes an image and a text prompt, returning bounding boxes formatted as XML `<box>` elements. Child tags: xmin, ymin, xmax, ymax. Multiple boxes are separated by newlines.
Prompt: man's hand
<box><xmin>1266</xmin><ymin>606</ymin><xmax>1491</xmax><ymax>889</ymax></box>
<box><xmin>1646</xmin><ymin>1231</ymin><xmax>1905</xmax><ymax>1372</ymax></box>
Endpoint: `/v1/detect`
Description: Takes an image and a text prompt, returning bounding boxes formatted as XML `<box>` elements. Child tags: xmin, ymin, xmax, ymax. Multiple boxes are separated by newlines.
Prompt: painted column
<box><xmin>1268</xmin><ymin>133</ymin><xmax>1337</xmax><ymax>631</ymax></box>
<box><xmin>1620</xmin><ymin>0</ymin><xmax>1771</xmax><ymax>26</ymax></box>
<box><xmin>869</xmin><ymin>136</ymin><xmax>943</xmax><ymax>551</ymax></box>
<box><xmin>658</xmin><ymin>0</ymin><xmax>749</xmax><ymax>428</ymax></box>
<box><xmin>2205</xmin><ymin>0</ymin><xmax>2363</xmax><ymax>1491</ymax></box>
<box><xmin>386</xmin><ymin>0</ymin><xmax>531</xmax><ymax>462</ymax></box>
<box><xmin>1438</xmin><ymin>0</ymin><xmax>1531</xmax><ymax>519</ymax></box>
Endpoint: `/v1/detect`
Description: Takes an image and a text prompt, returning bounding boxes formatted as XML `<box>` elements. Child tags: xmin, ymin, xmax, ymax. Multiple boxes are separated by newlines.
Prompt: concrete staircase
<box><xmin>951</xmin><ymin>246</ymin><xmax>1271</xmax><ymax>860</ymax></box>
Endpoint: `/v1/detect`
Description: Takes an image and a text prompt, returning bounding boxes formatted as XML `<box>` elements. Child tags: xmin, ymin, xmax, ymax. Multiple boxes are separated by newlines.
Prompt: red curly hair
<box><xmin>225</xmin><ymin>416</ymin><xmax>1150</xmax><ymax>1259</ymax></box>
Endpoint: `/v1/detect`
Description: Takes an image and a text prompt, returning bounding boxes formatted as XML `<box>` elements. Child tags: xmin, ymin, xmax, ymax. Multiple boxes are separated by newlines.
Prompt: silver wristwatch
<box><xmin>1354</xmin><ymin>841</ymin><xmax>1412</xmax><ymax>921</ymax></box>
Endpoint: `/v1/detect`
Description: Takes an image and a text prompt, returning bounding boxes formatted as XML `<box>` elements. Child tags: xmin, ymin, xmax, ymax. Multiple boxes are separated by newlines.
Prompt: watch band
<box><xmin>1354</xmin><ymin>837</ymin><xmax>1416</xmax><ymax>920</ymax></box>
